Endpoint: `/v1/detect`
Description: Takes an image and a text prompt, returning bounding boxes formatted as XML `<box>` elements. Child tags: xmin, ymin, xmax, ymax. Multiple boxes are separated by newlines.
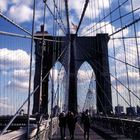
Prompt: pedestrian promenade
<box><xmin>52</xmin><ymin>123</ymin><xmax>105</xmax><ymax>140</ymax></box>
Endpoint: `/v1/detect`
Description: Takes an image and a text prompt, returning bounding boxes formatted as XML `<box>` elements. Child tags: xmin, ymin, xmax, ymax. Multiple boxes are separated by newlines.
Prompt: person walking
<box><xmin>59</xmin><ymin>112</ymin><xmax>66</xmax><ymax>139</ymax></box>
<box><xmin>66</xmin><ymin>111</ymin><xmax>77</xmax><ymax>139</ymax></box>
<box><xmin>83</xmin><ymin>109</ymin><xmax>90</xmax><ymax>139</ymax></box>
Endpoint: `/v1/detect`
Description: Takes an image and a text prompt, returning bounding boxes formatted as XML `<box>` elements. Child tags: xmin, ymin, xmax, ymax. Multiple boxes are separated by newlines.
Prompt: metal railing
<box><xmin>0</xmin><ymin>117</ymin><xmax>58</xmax><ymax>140</ymax></box>
<box><xmin>92</xmin><ymin>116</ymin><xmax>140</xmax><ymax>139</ymax></box>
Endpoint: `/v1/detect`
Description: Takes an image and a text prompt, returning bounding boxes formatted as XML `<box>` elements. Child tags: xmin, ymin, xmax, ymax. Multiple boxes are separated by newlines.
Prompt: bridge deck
<box><xmin>52</xmin><ymin>124</ymin><xmax>104</xmax><ymax>140</ymax></box>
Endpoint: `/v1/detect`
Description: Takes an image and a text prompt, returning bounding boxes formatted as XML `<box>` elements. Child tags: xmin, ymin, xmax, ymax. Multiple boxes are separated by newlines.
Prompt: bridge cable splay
<box><xmin>76</xmin><ymin>0</ymin><xmax>89</xmax><ymax>35</ymax></box>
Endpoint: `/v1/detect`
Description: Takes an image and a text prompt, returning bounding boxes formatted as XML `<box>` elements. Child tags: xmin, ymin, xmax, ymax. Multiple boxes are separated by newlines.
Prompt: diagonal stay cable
<box><xmin>81</xmin><ymin>0</ymin><xmax>129</xmax><ymax>36</ymax></box>
<box><xmin>76</xmin><ymin>0</ymin><xmax>89</xmax><ymax>35</ymax></box>
<box><xmin>45</xmin><ymin>2</ymin><xmax>67</xmax><ymax>35</ymax></box>
<box><xmin>88</xmin><ymin>44</ymin><xmax>139</xmax><ymax>70</ymax></box>
<box><xmin>76</xmin><ymin>38</ymin><xmax>140</xmax><ymax>101</ymax></box>
<box><xmin>76</xmin><ymin>39</ymin><xmax>139</xmax><ymax>107</ymax></box>
<box><xmin>82</xmin><ymin>7</ymin><xmax>140</xmax><ymax>36</ymax></box>
<box><xmin>53</xmin><ymin>0</ymin><xmax>67</xmax><ymax>33</ymax></box>
<box><xmin>0</xmin><ymin>38</ymin><xmax>69</xmax><ymax>135</ymax></box>
<box><xmin>78</xmin><ymin>41</ymin><xmax>136</xmax><ymax>136</ymax></box>
<box><xmin>64</xmin><ymin>0</ymin><xmax>70</xmax><ymax>34</ymax></box>
<box><xmin>0</xmin><ymin>12</ymin><xmax>31</xmax><ymax>35</ymax></box>
<box><xmin>0</xmin><ymin>30</ymin><xmax>66</xmax><ymax>43</ymax></box>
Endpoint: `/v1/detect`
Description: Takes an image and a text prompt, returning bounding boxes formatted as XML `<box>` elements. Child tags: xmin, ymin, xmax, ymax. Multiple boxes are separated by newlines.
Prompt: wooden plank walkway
<box><xmin>52</xmin><ymin>124</ymin><xmax>105</xmax><ymax>140</ymax></box>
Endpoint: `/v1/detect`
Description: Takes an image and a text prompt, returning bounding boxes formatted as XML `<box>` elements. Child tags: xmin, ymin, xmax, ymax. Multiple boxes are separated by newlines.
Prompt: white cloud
<box><xmin>80</xmin><ymin>21</ymin><xmax>129</xmax><ymax>37</ymax></box>
<box><xmin>11</xmin><ymin>69</ymin><xmax>35</xmax><ymax>91</ymax></box>
<box><xmin>13</xmin><ymin>69</ymin><xmax>30</xmax><ymax>81</ymax></box>
<box><xmin>0</xmin><ymin>102</ymin><xmax>13</xmax><ymax>109</ymax></box>
<box><xmin>50</xmin><ymin>68</ymin><xmax>66</xmax><ymax>82</ymax></box>
<box><xmin>11</xmin><ymin>0</ymin><xmax>33</xmax><ymax>6</ymax></box>
<box><xmin>69</xmin><ymin>0</ymin><xmax>110</xmax><ymax>20</ymax></box>
<box><xmin>0</xmin><ymin>48</ymin><xmax>35</xmax><ymax>91</ymax></box>
<box><xmin>5</xmin><ymin>69</ymin><xmax>34</xmax><ymax>92</ymax></box>
<box><xmin>7</xmin><ymin>79</ymin><xmax>29</xmax><ymax>90</ymax></box>
<box><xmin>125</xmin><ymin>0</ymin><xmax>140</xmax><ymax>13</ymax></box>
<box><xmin>6</xmin><ymin>0</ymin><xmax>43</xmax><ymax>24</ymax></box>
<box><xmin>0</xmin><ymin>97</ymin><xmax>8</xmax><ymax>103</ymax></box>
<box><xmin>0</xmin><ymin>0</ymin><xmax>9</xmax><ymax>12</ymax></box>
<box><xmin>8</xmin><ymin>4</ymin><xmax>42</xmax><ymax>23</ymax></box>
<box><xmin>8</xmin><ymin>5</ymin><xmax>33</xmax><ymax>23</ymax></box>
<box><xmin>77</xmin><ymin>69</ymin><xmax>95</xmax><ymax>84</ymax></box>
<box><xmin>0</xmin><ymin>97</ymin><xmax>13</xmax><ymax>111</ymax></box>
<box><xmin>81</xmin><ymin>22</ymin><xmax>114</xmax><ymax>36</ymax></box>
<box><xmin>0</xmin><ymin>48</ymin><xmax>30</xmax><ymax>70</ymax></box>
<box><xmin>138</xmin><ymin>31</ymin><xmax>140</xmax><ymax>36</ymax></box>
<box><xmin>56</xmin><ymin>29</ymin><xmax>65</xmax><ymax>36</ymax></box>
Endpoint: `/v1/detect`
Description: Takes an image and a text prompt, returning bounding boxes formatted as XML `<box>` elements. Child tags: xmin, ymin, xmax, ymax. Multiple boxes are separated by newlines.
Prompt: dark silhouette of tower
<box><xmin>33</xmin><ymin>27</ymin><xmax>112</xmax><ymax>115</ymax></box>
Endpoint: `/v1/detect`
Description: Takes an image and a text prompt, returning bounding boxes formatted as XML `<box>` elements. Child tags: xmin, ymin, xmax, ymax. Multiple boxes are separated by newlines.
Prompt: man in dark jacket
<box><xmin>83</xmin><ymin>109</ymin><xmax>90</xmax><ymax>139</ymax></box>
<box><xmin>59</xmin><ymin>112</ymin><xmax>66</xmax><ymax>139</ymax></box>
<box><xmin>66</xmin><ymin>111</ymin><xmax>77</xmax><ymax>139</ymax></box>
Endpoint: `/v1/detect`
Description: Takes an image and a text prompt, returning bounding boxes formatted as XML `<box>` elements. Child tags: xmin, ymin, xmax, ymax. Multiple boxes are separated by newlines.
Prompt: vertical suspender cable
<box><xmin>39</xmin><ymin>0</ymin><xmax>47</xmax><ymax>114</ymax></box>
<box><xmin>130</xmin><ymin>0</ymin><xmax>140</xmax><ymax>106</ymax></box>
<box><xmin>50</xmin><ymin>1</ymin><xmax>57</xmax><ymax>139</ymax></box>
<box><xmin>118</xmin><ymin>0</ymin><xmax>132</xmax><ymax>107</ymax></box>
<box><xmin>109</xmin><ymin>0</ymin><xmax>119</xmax><ymax>110</ymax></box>
<box><xmin>130</xmin><ymin>0</ymin><xmax>140</xmax><ymax>76</ymax></box>
<box><xmin>27</xmin><ymin>0</ymin><xmax>36</xmax><ymax>138</ymax></box>
<box><xmin>35</xmin><ymin>1</ymin><xmax>48</xmax><ymax>139</ymax></box>
<box><xmin>76</xmin><ymin>0</ymin><xmax>89</xmax><ymax>35</ymax></box>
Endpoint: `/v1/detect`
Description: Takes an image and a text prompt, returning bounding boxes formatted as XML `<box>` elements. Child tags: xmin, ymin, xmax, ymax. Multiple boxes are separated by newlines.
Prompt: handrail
<box><xmin>0</xmin><ymin>117</ymin><xmax>58</xmax><ymax>140</ymax></box>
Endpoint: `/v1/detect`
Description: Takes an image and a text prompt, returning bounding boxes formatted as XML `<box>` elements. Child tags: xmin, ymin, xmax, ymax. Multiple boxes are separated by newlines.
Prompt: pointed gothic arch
<box><xmin>77</xmin><ymin>61</ymin><xmax>96</xmax><ymax>113</ymax></box>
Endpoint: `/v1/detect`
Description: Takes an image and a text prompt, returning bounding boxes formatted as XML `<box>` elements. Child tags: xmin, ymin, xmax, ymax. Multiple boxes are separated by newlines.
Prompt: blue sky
<box><xmin>0</xmin><ymin>0</ymin><xmax>140</xmax><ymax>114</ymax></box>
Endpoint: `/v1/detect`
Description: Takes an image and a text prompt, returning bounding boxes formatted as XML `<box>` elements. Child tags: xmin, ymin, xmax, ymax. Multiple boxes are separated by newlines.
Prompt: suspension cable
<box><xmin>53</xmin><ymin>0</ymin><xmax>67</xmax><ymax>33</ymax></box>
<box><xmin>76</xmin><ymin>39</ymin><xmax>140</xmax><ymax>107</ymax></box>
<box><xmin>0</xmin><ymin>12</ymin><xmax>31</xmax><ymax>35</ymax></box>
<box><xmin>80</xmin><ymin>44</ymin><xmax>140</xmax><ymax>101</ymax></box>
<box><xmin>76</xmin><ymin>0</ymin><xmax>89</xmax><ymax>35</ymax></box>
<box><xmin>64</xmin><ymin>0</ymin><xmax>70</xmax><ymax>34</ymax></box>
<box><xmin>45</xmin><ymin>2</ymin><xmax>67</xmax><ymax>35</ymax></box>
<box><xmin>27</xmin><ymin>0</ymin><xmax>36</xmax><ymax>138</ymax></box>
<box><xmin>81</xmin><ymin>6</ymin><xmax>140</xmax><ymax>36</ymax></box>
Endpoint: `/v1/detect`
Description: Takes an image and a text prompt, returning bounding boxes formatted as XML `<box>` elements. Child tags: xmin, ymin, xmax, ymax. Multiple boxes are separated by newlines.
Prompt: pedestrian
<box><xmin>81</xmin><ymin>111</ymin><xmax>85</xmax><ymax>126</ymax></box>
<box><xmin>66</xmin><ymin>111</ymin><xmax>77</xmax><ymax>139</ymax></box>
<box><xmin>59</xmin><ymin>112</ymin><xmax>66</xmax><ymax>139</ymax></box>
<box><xmin>83</xmin><ymin>109</ymin><xmax>90</xmax><ymax>139</ymax></box>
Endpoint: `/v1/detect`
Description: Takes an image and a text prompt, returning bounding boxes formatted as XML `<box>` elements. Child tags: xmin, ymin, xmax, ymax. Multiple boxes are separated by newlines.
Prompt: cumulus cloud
<box><xmin>0</xmin><ymin>48</ymin><xmax>35</xmax><ymax>91</ymax></box>
<box><xmin>8</xmin><ymin>4</ymin><xmax>42</xmax><ymax>23</ymax></box>
<box><xmin>8</xmin><ymin>5</ymin><xmax>33</xmax><ymax>23</ymax></box>
<box><xmin>0</xmin><ymin>97</ymin><xmax>8</xmax><ymax>104</ymax></box>
<box><xmin>5</xmin><ymin>70</ymin><xmax>34</xmax><ymax>92</ymax></box>
<box><xmin>80</xmin><ymin>21</ymin><xmax>129</xmax><ymax>37</ymax></box>
<box><xmin>56</xmin><ymin>29</ymin><xmax>65</xmax><ymax>36</ymax></box>
<box><xmin>80</xmin><ymin>22</ymin><xmax>115</xmax><ymax>36</ymax></box>
<box><xmin>69</xmin><ymin>0</ymin><xmax>110</xmax><ymax>20</ymax></box>
<box><xmin>0</xmin><ymin>97</ymin><xmax>13</xmax><ymax>113</ymax></box>
<box><xmin>7</xmin><ymin>79</ymin><xmax>29</xmax><ymax>90</ymax></box>
<box><xmin>0</xmin><ymin>48</ymin><xmax>30</xmax><ymax>70</ymax></box>
<box><xmin>77</xmin><ymin>69</ymin><xmax>95</xmax><ymax>84</ymax></box>
<box><xmin>49</xmin><ymin>67</ymin><xmax>66</xmax><ymax>82</ymax></box>
<box><xmin>2</xmin><ymin>0</ymin><xmax>43</xmax><ymax>24</ymax></box>
<box><xmin>13</xmin><ymin>69</ymin><xmax>30</xmax><ymax>81</ymax></box>
<box><xmin>0</xmin><ymin>102</ymin><xmax>13</xmax><ymax>109</ymax></box>
<box><xmin>68</xmin><ymin>0</ymin><xmax>111</xmax><ymax>34</ymax></box>
<box><xmin>11</xmin><ymin>0</ymin><xmax>33</xmax><ymax>6</ymax></box>
<box><xmin>0</xmin><ymin>0</ymin><xmax>9</xmax><ymax>12</ymax></box>
<box><xmin>125</xmin><ymin>0</ymin><xmax>140</xmax><ymax>13</ymax></box>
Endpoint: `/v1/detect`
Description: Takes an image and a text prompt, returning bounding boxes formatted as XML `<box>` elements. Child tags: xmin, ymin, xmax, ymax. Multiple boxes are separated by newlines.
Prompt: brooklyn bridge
<box><xmin>0</xmin><ymin>0</ymin><xmax>140</xmax><ymax>139</ymax></box>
